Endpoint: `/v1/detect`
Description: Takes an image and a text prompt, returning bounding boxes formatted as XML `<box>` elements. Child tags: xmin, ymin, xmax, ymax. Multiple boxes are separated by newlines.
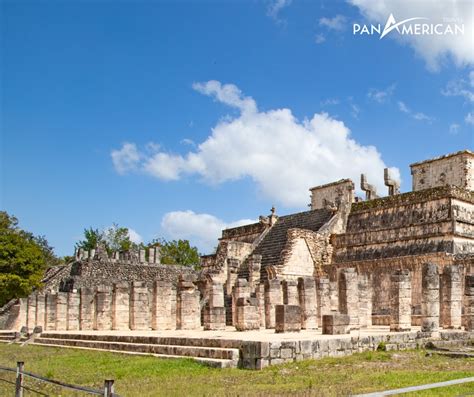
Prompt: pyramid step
<box><xmin>35</xmin><ymin>338</ymin><xmax>240</xmax><ymax>361</ymax></box>
<box><xmin>32</xmin><ymin>342</ymin><xmax>238</xmax><ymax>368</ymax></box>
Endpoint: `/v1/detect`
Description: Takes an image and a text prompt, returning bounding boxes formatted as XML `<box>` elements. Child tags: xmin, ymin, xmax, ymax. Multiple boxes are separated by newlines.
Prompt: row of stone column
<box><xmin>75</xmin><ymin>247</ymin><xmax>162</xmax><ymax>264</ymax></box>
<box><xmin>390</xmin><ymin>264</ymin><xmax>473</xmax><ymax>332</ymax></box>
<box><xmin>23</xmin><ymin>277</ymin><xmax>202</xmax><ymax>332</ymax></box>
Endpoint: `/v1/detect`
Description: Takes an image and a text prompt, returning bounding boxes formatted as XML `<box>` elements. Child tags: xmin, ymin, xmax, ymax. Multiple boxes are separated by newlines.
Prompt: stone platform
<box><xmin>2</xmin><ymin>327</ymin><xmax>472</xmax><ymax>369</ymax></box>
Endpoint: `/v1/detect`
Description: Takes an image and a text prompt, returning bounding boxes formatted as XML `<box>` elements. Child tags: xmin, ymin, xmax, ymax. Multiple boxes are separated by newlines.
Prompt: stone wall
<box><xmin>410</xmin><ymin>150</ymin><xmax>473</xmax><ymax>192</ymax></box>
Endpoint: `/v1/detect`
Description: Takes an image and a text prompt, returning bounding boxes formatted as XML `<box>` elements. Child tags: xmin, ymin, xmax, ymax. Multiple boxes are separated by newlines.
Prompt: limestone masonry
<box><xmin>1</xmin><ymin>149</ymin><xmax>473</xmax><ymax>368</ymax></box>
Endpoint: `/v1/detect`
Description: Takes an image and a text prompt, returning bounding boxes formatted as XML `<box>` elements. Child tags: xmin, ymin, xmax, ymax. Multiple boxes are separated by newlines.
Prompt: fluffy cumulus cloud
<box><xmin>348</xmin><ymin>0</ymin><xmax>474</xmax><ymax>70</ymax></box>
<box><xmin>112</xmin><ymin>80</ymin><xmax>400</xmax><ymax>207</ymax></box>
<box><xmin>161</xmin><ymin>211</ymin><xmax>255</xmax><ymax>253</ymax></box>
<box><xmin>111</xmin><ymin>143</ymin><xmax>140</xmax><ymax>174</ymax></box>
<box><xmin>127</xmin><ymin>228</ymin><xmax>143</xmax><ymax>244</ymax></box>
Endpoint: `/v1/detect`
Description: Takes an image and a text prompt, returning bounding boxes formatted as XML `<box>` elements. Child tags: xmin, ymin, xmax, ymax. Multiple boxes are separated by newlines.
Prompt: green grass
<box><xmin>0</xmin><ymin>344</ymin><xmax>473</xmax><ymax>396</ymax></box>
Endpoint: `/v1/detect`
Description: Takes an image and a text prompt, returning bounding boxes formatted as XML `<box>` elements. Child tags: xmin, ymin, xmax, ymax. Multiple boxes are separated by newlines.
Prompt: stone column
<box><xmin>358</xmin><ymin>274</ymin><xmax>372</xmax><ymax>328</ymax></box>
<box><xmin>139</xmin><ymin>249</ymin><xmax>146</xmax><ymax>264</ymax></box>
<box><xmin>421</xmin><ymin>263</ymin><xmax>440</xmax><ymax>332</ymax></box>
<box><xmin>329</xmin><ymin>281</ymin><xmax>339</xmax><ymax>311</ymax></box>
<box><xmin>390</xmin><ymin>270</ymin><xmax>412</xmax><ymax>332</ymax></box>
<box><xmin>56</xmin><ymin>292</ymin><xmax>68</xmax><ymax>330</ymax></box>
<box><xmin>338</xmin><ymin>268</ymin><xmax>359</xmax><ymax>330</ymax></box>
<box><xmin>440</xmin><ymin>265</ymin><xmax>462</xmax><ymax>329</ymax></box>
<box><xmin>226</xmin><ymin>259</ymin><xmax>240</xmax><ymax>296</ymax></box>
<box><xmin>27</xmin><ymin>294</ymin><xmax>37</xmax><ymax>331</ymax></box>
<box><xmin>275</xmin><ymin>305</ymin><xmax>302</xmax><ymax>333</ymax></box>
<box><xmin>151</xmin><ymin>281</ymin><xmax>176</xmax><ymax>330</ymax></box>
<box><xmin>67</xmin><ymin>292</ymin><xmax>80</xmax><ymax>331</ymax></box>
<box><xmin>35</xmin><ymin>294</ymin><xmax>45</xmax><ymax>330</ymax></box>
<box><xmin>14</xmin><ymin>298</ymin><xmax>28</xmax><ymax>331</ymax></box>
<box><xmin>148</xmin><ymin>247</ymin><xmax>155</xmax><ymax>264</ymax></box>
<box><xmin>203</xmin><ymin>281</ymin><xmax>226</xmax><ymax>331</ymax></box>
<box><xmin>45</xmin><ymin>293</ymin><xmax>57</xmax><ymax>331</ymax></box>
<box><xmin>282</xmin><ymin>280</ymin><xmax>299</xmax><ymax>306</ymax></box>
<box><xmin>80</xmin><ymin>288</ymin><xmax>95</xmax><ymax>330</ymax></box>
<box><xmin>155</xmin><ymin>247</ymin><xmax>162</xmax><ymax>264</ymax></box>
<box><xmin>464</xmin><ymin>275</ymin><xmax>474</xmax><ymax>332</ymax></box>
<box><xmin>235</xmin><ymin>297</ymin><xmax>260</xmax><ymax>331</ymax></box>
<box><xmin>94</xmin><ymin>286</ymin><xmax>112</xmax><ymax>330</ymax></box>
<box><xmin>176</xmin><ymin>276</ymin><xmax>201</xmax><ymax>330</ymax></box>
<box><xmin>316</xmin><ymin>278</ymin><xmax>331</xmax><ymax>328</ymax></box>
<box><xmin>298</xmin><ymin>277</ymin><xmax>318</xmax><ymax>329</ymax></box>
<box><xmin>130</xmin><ymin>282</ymin><xmax>150</xmax><ymax>330</ymax></box>
<box><xmin>232</xmin><ymin>278</ymin><xmax>250</xmax><ymax>326</ymax></box>
<box><xmin>255</xmin><ymin>283</ymin><xmax>266</xmax><ymax>328</ymax></box>
<box><xmin>248</xmin><ymin>255</ymin><xmax>262</xmax><ymax>292</ymax></box>
<box><xmin>264</xmin><ymin>278</ymin><xmax>282</xmax><ymax>329</ymax></box>
<box><xmin>112</xmin><ymin>283</ymin><xmax>130</xmax><ymax>330</ymax></box>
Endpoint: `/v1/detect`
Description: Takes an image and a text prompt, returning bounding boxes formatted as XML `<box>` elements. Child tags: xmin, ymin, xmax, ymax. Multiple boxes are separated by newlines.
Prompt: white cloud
<box><xmin>315</xmin><ymin>33</ymin><xmax>326</xmax><ymax>44</ymax></box>
<box><xmin>266</xmin><ymin>0</ymin><xmax>292</xmax><ymax>22</ymax></box>
<box><xmin>442</xmin><ymin>76</ymin><xmax>474</xmax><ymax>103</ymax></box>
<box><xmin>161</xmin><ymin>210</ymin><xmax>255</xmax><ymax>253</ymax></box>
<box><xmin>466</xmin><ymin>112</ymin><xmax>474</xmax><ymax>125</ymax></box>
<box><xmin>348</xmin><ymin>0</ymin><xmax>474</xmax><ymax>70</ymax></box>
<box><xmin>412</xmin><ymin>112</ymin><xmax>433</xmax><ymax>122</ymax></box>
<box><xmin>319</xmin><ymin>15</ymin><xmax>347</xmax><ymax>31</ymax></box>
<box><xmin>470</xmin><ymin>71</ymin><xmax>474</xmax><ymax>88</ymax></box>
<box><xmin>112</xmin><ymin>80</ymin><xmax>400</xmax><ymax>207</ymax></box>
<box><xmin>127</xmin><ymin>228</ymin><xmax>143</xmax><ymax>244</ymax></box>
<box><xmin>398</xmin><ymin>101</ymin><xmax>410</xmax><ymax>113</ymax></box>
<box><xmin>320</xmin><ymin>98</ymin><xmax>339</xmax><ymax>106</ymax></box>
<box><xmin>449</xmin><ymin>123</ymin><xmax>460</xmax><ymax>134</ymax></box>
<box><xmin>111</xmin><ymin>142</ymin><xmax>140</xmax><ymax>174</ymax></box>
<box><xmin>368</xmin><ymin>84</ymin><xmax>396</xmax><ymax>103</ymax></box>
<box><xmin>350</xmin><ymin>103</ymin><xmax>360</xmax><ymax>119</ymax></box>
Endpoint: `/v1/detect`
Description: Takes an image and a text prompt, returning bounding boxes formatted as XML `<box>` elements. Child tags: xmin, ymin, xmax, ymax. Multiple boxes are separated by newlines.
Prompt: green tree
<box><xmin>153</xmin><ymin>239</ymin><xmax>200</xmax><ymax>267</ymax></box>
<box><xmin>0</xmin><ymin>212</ymin><xmax>51</xmax><ymax>306</ymax></box>
<box><xmin>75</xmin><ymin>227</ymin><xmax>103</xmax><ymax>251</ymax></box>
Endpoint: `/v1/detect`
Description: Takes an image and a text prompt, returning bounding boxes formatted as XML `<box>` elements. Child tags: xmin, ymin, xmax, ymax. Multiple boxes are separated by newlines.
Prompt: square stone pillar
<box><xmin>264</xmin><ymin>278</ymin><xmax>282</xmax><ymax>329</ymax></box>
<box><xmin>440</xmin><ymin>265</ymin><xmax>462</xmax><ymax>329</ymax></box>
<box><xmin>390</xmin><ymin>270</ymin><xmax>412</xmax><ymax>332</ymax></box>
<box><xmin>112</xmin><ymin>283</ymin><xmax>130</xmax><ymax>330</ymax></box>
<box><xmin>338</xmin><ymin>268</ymin><xmax>359</xmax><ymax>330</ymax></box>
<box><xmin>80</xmin><ymin>288</ymin><xmax>95</xmax><ymax>330</ymax></box>
<box><xmin>235</xmin><ymin>297</ymin><xmax>260</xmax><ymax>331</ymax></box>
<box><xmin>421</xmin><ymin>263</ymin><xmax>440</xmax><ymax>332</ymax></box>
<box><xmin>255</xmin><ymin>283</ymin><xmax>266</xmax><ymax>328</ymax></box>
<box><xmin>35</xmin><ymin>294</ymin><xmax>45</xmax><ymax>330</ymax></box>
<box><xmin>55</xmin><ymin>292</ymin><xmax>68</xmax><ymax>330</ymax></box>
<box><xmin>464</xmin><ymin>275</ymin><xmax>474</xmax><ymax>331</ymax></box>
<box><xmin>298</xmin><ymin>277</ymin><xmax>318</xmax><ymax>329</ymax></box>
<box><xmin>275</xmin><ymin>304</ymin><xmax>301</xmax><ymax>333</ymax></box>
<box><xmin>322</xmin><ymin>313</ymin><xmax>350</xmax><ymax>335</ymax></box>
<box><xmin>27</xmin><ymin>294</ymin><xmax>37</xmax><ymax>332</ymax></box>
<box><xmin>67</xmin><ymin>292</ymin><xmax>80</xmax><ymax>331</ymax></box>
<box><xmin>329</xmin><ymin>281</ymin><xmax>339</xmax><ymax>311</ymax></box>
<box><xmin>226</xmin><ymin>259</ymin><xmax>240</xmax><ymax>296</ymax></box>
<box><xmin>152</xmin><ymin>281</ymin><xmax>177</xmax><ymax>330</ymax></box>
<box><xmin>94</xmin><ymin>286</ymin><xmax>112</xmax><ymax>330</ymax></box>
<box><xmin>155</xmin><ymin>247</ymin><xmax>162</xmax><ymax>264</ymax></box>
<box><xmin>130</xmin><ymin>281</ymin><xmax>150</xmax><ymax>330</ymax></box>
<box><xmin>282</xmin><ymin>280</ymin><xmax>299</xmax><ymax>306</ymax></box>
<box><xmin>148</xmin><ymin>248</ymin><xmax>155</xmax><ymax>264</ymax></box>
<box><xmin>176</xmin><ymin>276</ymin><xmax>200</xmax><ymax>330</ymax></box>
<box><xmin>316</xmin><ymin>278</ymin><xmax>331</xmax><ymax>328</ymax></box>
<box><xmin>139</xmin><ymin>249</ymin><xmax>146</xmax><ymax>264</ymax></box>
<box><xmin>232</xmin><ymin>278</ymin><xmax>250</xmax><ymax>326</ymax></box>
<box><xmin>45</xmin><ymin>293</ymin><xmax>57</xmax><ymax>331</ymax></box>
<box><xmin>248</xmin><ymin>255</ymin><xmax>262</xmax><ymax>292</ymax></box>
<box><xmin>358</xmin><ymin>274</ymin><xmax>372</xmax><ymax>328</ymax></box>
<box><xmin>203</xmin><ymin>281</ymin><xmax>226</xmax><ymax>331</ymax></box>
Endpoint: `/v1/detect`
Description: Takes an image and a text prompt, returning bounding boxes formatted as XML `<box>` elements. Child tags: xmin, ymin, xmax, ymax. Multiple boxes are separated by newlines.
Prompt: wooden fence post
<box><xmin>104</xmin><ymin>379</ymin><xmax>114</xmax><ymax>396</ymax></box>
<box><xmin>15</xmin><ymin>361</ymin><xmax>24</xmax><ymax>397</ymax></box>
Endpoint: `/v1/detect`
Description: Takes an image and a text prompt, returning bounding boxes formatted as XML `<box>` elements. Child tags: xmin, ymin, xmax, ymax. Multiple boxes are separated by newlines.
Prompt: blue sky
<box><xmin>2</xmin><ymin>0</ymin><xmax>473</xmax><ymax>256</ymax></box>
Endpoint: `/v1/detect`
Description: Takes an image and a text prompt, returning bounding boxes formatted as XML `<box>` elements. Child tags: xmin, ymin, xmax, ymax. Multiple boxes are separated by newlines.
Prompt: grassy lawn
<box><xmin>0</xmin><ymin>344</ymin><xmax>473</xmax><ymax>396</ymax></box>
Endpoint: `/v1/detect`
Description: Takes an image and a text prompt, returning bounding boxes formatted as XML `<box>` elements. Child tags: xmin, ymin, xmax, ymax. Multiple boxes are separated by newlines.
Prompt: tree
<box><xmin>75</xmin><ymin>224</ymin><xmax>139</xmax><ymax>254</ymax></box>
<box><xmin>0</xmin><ymin>211</ymin><xmax>52</xmax><ymax>306</ymax></box>
<box><xmin>154</xmin><ymin>239</ymin><xmax>200</xmax><ymax>268</ymax></box>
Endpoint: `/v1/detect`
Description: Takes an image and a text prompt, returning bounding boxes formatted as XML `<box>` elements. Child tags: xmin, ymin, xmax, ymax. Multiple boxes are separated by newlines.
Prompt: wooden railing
<box><xmin>0</xmin><ymin>362</ymin><xmax>120</xmax><ymax>397</ymax></box>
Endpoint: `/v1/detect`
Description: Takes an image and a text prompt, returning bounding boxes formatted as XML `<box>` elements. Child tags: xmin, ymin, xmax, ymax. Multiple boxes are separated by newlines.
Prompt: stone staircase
<box><xmin>0</xmin><ymin>330</ymin><xmax>18</xmax><ymax>342</ymax></box>
<box><xmin>32</xmin><ymin>333</ymin><xmax>240</xmax><ymax>368</ymax></box>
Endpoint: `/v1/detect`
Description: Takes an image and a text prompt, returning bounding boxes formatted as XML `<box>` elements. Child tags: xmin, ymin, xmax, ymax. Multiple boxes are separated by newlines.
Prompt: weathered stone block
<box><xmin>275</xmin><ymin>304</ymin><xmax>301</xmax><ymax>333</ymax></box>
<box><xmin>322</xmin><ymin>313</ymin><xmax>350</xmax><ymax>335</ymax></box>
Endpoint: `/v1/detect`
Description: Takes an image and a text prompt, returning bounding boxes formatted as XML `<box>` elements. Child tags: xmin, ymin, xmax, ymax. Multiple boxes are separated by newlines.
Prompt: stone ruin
<box><xmin>1</xmin><ymin>149</ymin><xmax>473</xmax><ymax>337</ymax></box>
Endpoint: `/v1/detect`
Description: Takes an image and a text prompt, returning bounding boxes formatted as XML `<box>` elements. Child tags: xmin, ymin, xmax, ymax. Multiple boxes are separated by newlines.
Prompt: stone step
<box><xmin>32</xmin><ymin>341</ymin><xmax>238</xmax><ymax>368</ymax></box>
<box><xmin>38</xmin><ymin>333</ymin><xmax>242</xmax><ymax>349</ymax></box>
<box><xmin>35</xmin><ymin>337</ymin><xmax>240</xmax><ymax>361</ymax></box>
